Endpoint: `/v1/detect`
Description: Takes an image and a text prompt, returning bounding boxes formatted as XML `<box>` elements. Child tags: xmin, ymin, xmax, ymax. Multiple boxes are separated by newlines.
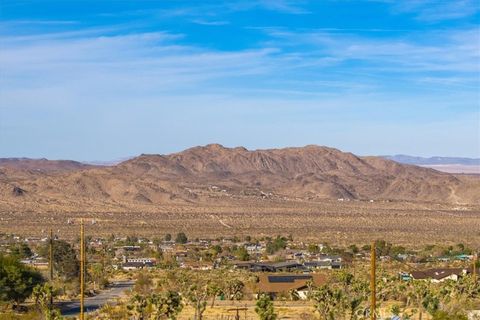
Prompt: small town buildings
<box><xmin>304</xmin><ymin>260</ymin><xmax>342</xmax><ymax>270</ymax></box>
<box><xmin>233</xmin><ymin>258</ymin><xmax>342</xmax><ymax>272</ymax></box>
<box><xmin>233</xmin><ymin>260</ymin><xmax>305</xmax><ymax>272</ymax></box>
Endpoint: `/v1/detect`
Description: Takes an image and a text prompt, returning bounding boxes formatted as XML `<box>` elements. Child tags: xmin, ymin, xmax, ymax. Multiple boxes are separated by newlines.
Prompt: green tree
<box><xmin>134</xmin><ymin>272</ymin><xmax>153</xmax><ymax>295</ymax></box>
<box><xmin>0</xmin><ymin>254</ymin><xmax>44</xmax><ymax>306</ymax></box>
<box><xmin>149</xmin><ymin>291</ymin><xmax>183</xmax><ymax>320</ymax></box>
<box><xmin>235</xmin><ymin>247</ymin><xmax>250</xmax><ymax>261</ymax></box>
<box><xmin>40</xmin><ymin>240</ymin><xmax>79</xmax><ymax>280</ymax></box>
<box><xmin>308</xmin><ymin>244</ymin><xmax>320</xmax><ymax>254</ymax></box>
<box><xmin>127</xmin><ymin>294</ymin><xmax>149</xmax><ymax>320</ymax></box>
<box><xmin>32</xmin><ymin>283</ymin><xmax>63</xmax><ymax>320</ymax></box>
<box><xmin>175</xmin><ymin>232</ymin><xmax>188</xmax><ymax>244</ymax></box>
<box><xmin>224</xmin><ymin>279</ymin><xmax>244</xmax><ymax>301</ymax></box>
<box><xmin>265</xmin><ymin>236</ymin><xmax>287</xmax><ymax>254</ymax></box>
<box><xmin>184</xmin><ymin>282</ymin><xmax>208</xmax><ymax>320</ymax></box>
<box><xmin>349</xmin><ymin>244</ymin><xmax>360</xmax><ymax>254</ymax></box>
<box><xmin>255</xmin><ymin>294</ymin><xmax>277</xmax><ymax>320</ymax></box>
<box><xmin>164</xmin><ymin>234</ymin><xmax>172</xmax><ymax>242</ymax></box>
<box><xmin>312</xmin><ymin>285</ymin><xmax>345</xmax><ymax>320</ymax></box>
<box><xmin>207</xmin><ymin>282</ymin><xmax>222</xmax><ymax>307</ymax></box>
<box><xmin>408</xmin><ymin>281</ymin><xmax>440</xmax><ymax>320</ymax></box>
<box><xmin>288</xmin><ymin>289</ymin><xmax>300</xmax><ymax>301</ymax></box>
<box><xmin>10</xmin><ymin>243</ymin><xmax>33</xmax><ymax>259</ymax></box>
<box><xmin>88</xmin><ymin>262</ymin><xmax>108</xmax><ymax>291</ymax></box>
<box><xmin>170</xmin><ymin>270</ymin><xmax>210</xmax><ymax>320</ymax></box>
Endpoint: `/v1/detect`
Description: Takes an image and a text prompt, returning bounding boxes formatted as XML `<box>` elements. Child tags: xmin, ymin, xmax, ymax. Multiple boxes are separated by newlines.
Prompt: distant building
<box><xmin>233</xmin><ymin>259</ymin><xmax>341</xmax><ymax>272</ymax></box>
<box><xmin>255</xmin><ymin>274</ymin><xmax>326</xmax><ymax>300</ymax></box>
<box><xmin>410</xmin><ymin>268</ymin><xmax>472</xmax><ymax>283</ymax></box>
<box><xmin>233</xmin><ymin>260</ymin><xmax>304</xmax><ymax>272</ymax></box>
<box><xmin>304</xmin><ymin>260</ymin><xmax>342</xmax><ymax>270</ymax></box>
<box><xmin>121</xmin><ymin>256</ymin><xmax>156</xmax><ymax>270</ymax></box>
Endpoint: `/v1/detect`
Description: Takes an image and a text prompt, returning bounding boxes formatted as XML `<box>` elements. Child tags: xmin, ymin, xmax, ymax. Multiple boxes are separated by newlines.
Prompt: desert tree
<box><xmin>407</xmin><ymin>281</ymin><xmax>439</xmax><ymax>320</ymax></box>
<box><xmin>224</xmin><ymin>278</ymin><xmax>245</xmax><ymax>302</ymax></box>
<box><xmin>207</xmin><ymin>281</ymin><xmax>222</xmax><ymax>308</ymax></box>
<box><xmin>175</xmin><ymin>232</ymin><xmax>188</xmax><ymax>244</ymax></box>
<box><xmin>0</xmin><ymin>254</ymin><xmax>44</xmax><ymax>307</ymax></box>
<box><xmin>288</xmin><ymin>288</ymin><xmax>300</xmax><ymax>301</ymax></box>
<box><xmin>32</xmin><ymin>283</ymin><xmax>63</xmax><ymax>320</ymax></box>
<box><xmin>171</xmin><ymin>270</ymin><xmax>210</xmax><ymax>320</ymax></box>
<box><xmin>148</xmin><ymin>290</ymin><xmax>183</xmax><ymax>320</ymax></box>
<box><xmin>134</xmin><ymin>271</ymin><xmax>154</xmax><ymax>295</ymax></box>
<box><xmin>184</xmin><ymin>282</ymin><xmax>208</xmax><ymax>320</ymax></box>
<box><xmin>127</xmin><ymin>293</ymin><xmax>149</xmax><ymax>320</ymax></box>
<box><xmin>311</xmin><ymin>285</ymin><xmax>345</xmax><ymax>320</ymax></box>
<box><xmin>255</xmin><ymin>293</ymin><xmax>277</xmax><ymax>320</ymax></box>
<box><xmin>40</xmin><ymin>240</ymin><xmax>79</xmax><ymax>281</ymax></box>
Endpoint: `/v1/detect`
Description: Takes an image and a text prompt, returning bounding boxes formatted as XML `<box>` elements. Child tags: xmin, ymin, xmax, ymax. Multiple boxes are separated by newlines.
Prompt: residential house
<box><xmin>255</xmin><ymin>274</ymin><xmax>326</xmax><ymax>300</ymax></box>
<box><xmin>410</xmin><ymin>268</ymin><xmax>470</xmax><ymax>283</ymax></box>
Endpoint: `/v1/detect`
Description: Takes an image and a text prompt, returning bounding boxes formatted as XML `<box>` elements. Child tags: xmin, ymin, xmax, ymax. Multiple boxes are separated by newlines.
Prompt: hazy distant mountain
<box><xmin>1</xmin><ymin>145</ymin><xmax>479</xmax><ymax>207</ymax></box>
<box><xmin>383</xmin><ymin>155</ymin><xmax>480</xmax><ymax>166</ymax></box>
<box><xmin>0</xmin><ymin>158</ymin><xmax>96</xmax><ymax>173</ymax></box>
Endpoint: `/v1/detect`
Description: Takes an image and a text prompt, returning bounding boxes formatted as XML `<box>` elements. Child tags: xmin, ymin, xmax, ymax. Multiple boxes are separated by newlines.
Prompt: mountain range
<box><xmin>383</xmin><ymin>155</ymin><xmax>480</xmax><ymax>166</ymax></box>
<box><xmin>1</xmin><ymin>144</ymin><xmax>479</xmax><ymax>208</ymax></box>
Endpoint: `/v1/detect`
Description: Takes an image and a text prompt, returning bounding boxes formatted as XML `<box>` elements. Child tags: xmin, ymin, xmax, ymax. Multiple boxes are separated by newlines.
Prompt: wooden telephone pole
<box><xmin>80</xmin><ymin>219</ymin><xmax>85</xmax><ymax>320</ymax></box>
<box><xmin>49</xmin><ymin>229</ymin><xmax>54</xmax><ymax>309</ymax></box>
<box><xmin>370</xmin><ymin>241</ymin><xmax>376</xmax><ymax>320</ymax></box>
<box><xmin>474</xmin><ymin>253</ymin><xmax>478</xmax><ymax>282</ymax></box>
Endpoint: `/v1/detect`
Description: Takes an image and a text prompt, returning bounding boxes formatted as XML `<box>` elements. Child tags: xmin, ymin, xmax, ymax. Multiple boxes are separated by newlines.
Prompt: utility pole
<box><xmin>474</xmin><ymin>253</ymin><xmax>478</xmax><ymax>282</ymax></box>
<box><xmin>370</xmin><ymin>241</ymin><xmax>376</xmax><ymax>320</ymax></box>
<box><xmin>49</xmin><ymin>229</ymin><xmax>54</xmax><ymax>309</ymax></box>
<box><xmin>80</xmin><ymin>219</ymin><xmax>85</xmax><ymax>320</ymax></box>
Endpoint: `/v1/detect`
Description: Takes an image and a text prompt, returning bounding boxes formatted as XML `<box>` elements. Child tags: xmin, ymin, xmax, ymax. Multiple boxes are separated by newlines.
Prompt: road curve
<box><xmin>58</xmin><ymin>280</ymin><xmax>134</xmax><ymax>317</ymax></box>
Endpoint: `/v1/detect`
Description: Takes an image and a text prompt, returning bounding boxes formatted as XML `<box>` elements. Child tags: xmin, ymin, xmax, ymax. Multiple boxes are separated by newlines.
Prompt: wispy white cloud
<box><xmin>262</xmin><ymin>27</ymin><xmax>480</xmax><ymax>77</ymax></box>
<box><xmin>390</xmin><ymin>0</ymin><xmax>480</xmax><ymax>22</ymax></box>
<box><xmin>1</xmin><ymin>25</ymin><xmax>478</xmax><ymax>107</ymax></box>
<box><xmin>257</xmin><ymin>0</ymin><xmax>310</xmax><ymax>14</ymax></box>
<box><xmin>0</xmin><ymin>31</ymin><xmax>284</xmax><ymax>104</ymax></box>
<box><xmin>191</xmin><ymin>19</ymin><xmax>230</xmax><ymax>26</ymax></box>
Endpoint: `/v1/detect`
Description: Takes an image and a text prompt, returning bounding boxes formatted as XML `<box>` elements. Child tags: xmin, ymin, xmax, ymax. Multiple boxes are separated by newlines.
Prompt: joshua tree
<box><xmin>127</xmin><ymin>294</ymin><xmax>149</xmax><ymax>320</ymax></box>
<box><xmin>207</xmin><ymin>282</ymin><xmax>222</xmax><ymax>307</ymax></box>
<box><xmin>224</xmin><ymin>279</ymin><xmax>245</xmax><ymax>301</ymax></box>
<box><xmin>311</xmin><ymin>285</ymin><xmax>345</xmax><ymax>320</ymax></box>
<box><xmin>148</xmin><ymin>291</ymin><xmax>183</xmax><ymax>320</ymax></box>
<box><xmin>184</xmin><ymin>282</ymin><xmax>208</xmax><ymax>320</ymax></box>
<box><xmin>32</xmin><ymin>284</ymin><xmax>63</xmax><ymax>320</ymax></box>
<box><xmin>255</xmin><ymin>293</ymin><xmax>277</xmax><ymax>320</ymax></box>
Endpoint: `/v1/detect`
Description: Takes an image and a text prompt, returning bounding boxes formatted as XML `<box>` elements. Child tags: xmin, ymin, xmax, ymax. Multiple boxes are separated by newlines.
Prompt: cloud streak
<box><xmin>0</xmin><ymin>1</ymin><xmax>479</xmax><ymax>159</ymax></box>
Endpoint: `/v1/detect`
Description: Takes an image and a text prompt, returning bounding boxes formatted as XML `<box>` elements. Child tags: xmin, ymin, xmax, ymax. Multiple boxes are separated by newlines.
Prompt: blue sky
<box><xmin>0</xmin><ymin>0</ymin><xmax>479</xmax><ymax>161</ymax></box>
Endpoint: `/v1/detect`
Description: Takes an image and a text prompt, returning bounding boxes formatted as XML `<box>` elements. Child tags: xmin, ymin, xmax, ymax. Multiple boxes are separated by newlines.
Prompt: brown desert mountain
<box><xmin>0</xmin><ymin>158</ymin><xmax>96</xmax><ymax>173</ymax></box>
<box><xmin>1</xmin><ymin>144</ymin><xmax>479</xmax><ymax>208</ymax></box>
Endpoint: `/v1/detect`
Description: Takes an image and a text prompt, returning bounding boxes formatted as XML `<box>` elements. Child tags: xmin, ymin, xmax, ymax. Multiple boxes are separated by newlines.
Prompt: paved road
<box><xmin>58</xmin><ymin>280</ymin><xmax>134</xmax><ymax>317</ymax></box>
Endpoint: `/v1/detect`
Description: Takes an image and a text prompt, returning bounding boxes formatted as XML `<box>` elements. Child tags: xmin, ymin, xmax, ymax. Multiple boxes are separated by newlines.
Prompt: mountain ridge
<box><xmin>383</xmin><ymin>154</ymin><xmax>480</xmax><ymax>166</ymax></box>
<box><xmin>1</xmin><ymin>144</ymin><xmax>479</xmax><ymax>207</ymax></box>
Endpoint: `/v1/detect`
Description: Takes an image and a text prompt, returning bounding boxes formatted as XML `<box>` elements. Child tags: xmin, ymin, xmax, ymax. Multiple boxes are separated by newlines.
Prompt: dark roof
<box><xmin>256</xmin><ymin>274</ymin><xmax>326</xmax><ymax>293</ymax></box>
<box><xmin>268</xmin><ymin>275</ymin><xmax>312</xmax><ymax>283</ymax></box>
<box><xmin>269</xmin><ymin>261</ymin><xmax>302</xmax><ymax>268</ymax></box>
<box><xmin>123</xmin><ymin>261</ymin><xmax>154</xmax><ymax>268</ymax></box>
<box><xmin>410</xmin><ymin>268</ymin><xmax>466</xmax><ymax>280</ymax></box>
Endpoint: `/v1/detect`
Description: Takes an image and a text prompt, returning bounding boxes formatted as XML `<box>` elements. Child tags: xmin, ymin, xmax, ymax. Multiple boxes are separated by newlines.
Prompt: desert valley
<box><xmin>1</xmin><ymin>144</ymin><xmax>479</xmax><ymax>246</ymax></box>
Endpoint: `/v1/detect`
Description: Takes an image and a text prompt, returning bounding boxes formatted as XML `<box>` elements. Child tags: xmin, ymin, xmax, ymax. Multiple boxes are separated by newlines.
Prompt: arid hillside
<box><xmin>1</xmin><ymin>144</ymin><xmax>479</xmax><ymax>209</ymax></box>
<box><xmin>1</xmin><ymin>144</ymin><xmax>480</xmax><ymax>244</ymax></box>
<box><xmin>0</xmin><ymin>158</ymin><xmax>96</xmax><ymax>173</ymax></box>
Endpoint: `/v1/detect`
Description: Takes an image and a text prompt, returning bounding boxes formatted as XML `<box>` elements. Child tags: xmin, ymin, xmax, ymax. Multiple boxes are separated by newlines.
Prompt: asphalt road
<box><xmin>58</xmin><ymin>280</ymin><xmax>134</xmax><ymax>317</ymax></box>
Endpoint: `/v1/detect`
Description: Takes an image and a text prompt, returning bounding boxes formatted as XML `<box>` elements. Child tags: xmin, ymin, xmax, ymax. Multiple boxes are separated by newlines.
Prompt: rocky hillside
<box><xmin>1</xmin><ymin>144</ymin><xmax>479</xmax><ymax>207</ymax></box>
<box><xmin>0</xmin><ymin>158</ymin><xmax>96</xmax><ymax>173</ymax></box>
